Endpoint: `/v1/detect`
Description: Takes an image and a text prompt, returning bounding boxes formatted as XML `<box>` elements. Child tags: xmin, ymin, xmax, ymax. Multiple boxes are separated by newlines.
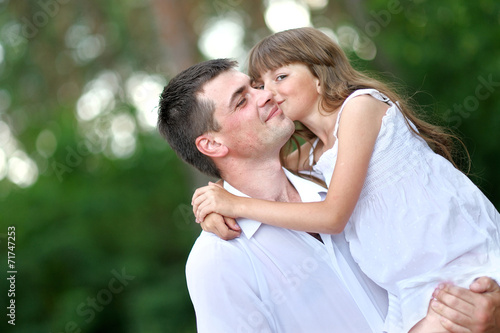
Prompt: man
<box><xmin>158</xmin><ymin>58</ymin><xmax>500</xmax><ymax>332</ymax></box>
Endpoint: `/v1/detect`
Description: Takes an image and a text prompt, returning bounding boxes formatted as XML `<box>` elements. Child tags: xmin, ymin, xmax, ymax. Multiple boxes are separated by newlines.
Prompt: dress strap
<box><xmin>309</xmin><ymin>137</ymin><xmax>320</xmax><ymax>166</ymax></box>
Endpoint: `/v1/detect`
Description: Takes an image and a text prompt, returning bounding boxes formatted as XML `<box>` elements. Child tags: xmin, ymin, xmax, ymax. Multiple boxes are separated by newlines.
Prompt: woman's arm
<box><xmin>193</xmin><ymin>96</ymin><xmax>387</xmax><ymax>234</ymax></box>
<box><xmin>191</xmin><ymin>179</ymin><xmax>241</xmax><ymax>240</ymax></box>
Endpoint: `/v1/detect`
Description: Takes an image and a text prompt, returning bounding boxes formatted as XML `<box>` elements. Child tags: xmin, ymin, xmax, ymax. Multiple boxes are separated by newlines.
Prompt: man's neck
<box><xmin>220</xmin><ymin>158</ymin><xmax>301</xmax><ymax>203</ymax></box>
<box><xmin>221</xmin><ymin>157</ymin><xmax>322</xmax><ymax>242</ymax></box>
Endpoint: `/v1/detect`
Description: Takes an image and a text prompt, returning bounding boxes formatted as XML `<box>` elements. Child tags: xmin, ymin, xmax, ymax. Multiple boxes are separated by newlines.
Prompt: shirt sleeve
<box><xmin>186</xmin><ymin>233</ymin><xmax>277</xmax><ymax>333</ymax></box>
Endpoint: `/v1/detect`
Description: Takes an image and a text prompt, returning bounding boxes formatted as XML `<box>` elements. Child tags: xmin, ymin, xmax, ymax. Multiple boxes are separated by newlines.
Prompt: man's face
<box><xmin>200</xmin><ymin>69</ymin><xmax>294</xmax><ymax>158</ymax></box>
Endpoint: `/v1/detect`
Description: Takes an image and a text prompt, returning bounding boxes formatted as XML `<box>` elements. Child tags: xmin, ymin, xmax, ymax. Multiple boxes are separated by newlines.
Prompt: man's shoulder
<box><xmin>186</xmin><ymin>232</ymin><xmax>251</xmax><ymax>275</ymax></box>
<box><xmin>189</xmin><ymin>231</ymin><xmax>246</xmax><ymax>254</ymax></box>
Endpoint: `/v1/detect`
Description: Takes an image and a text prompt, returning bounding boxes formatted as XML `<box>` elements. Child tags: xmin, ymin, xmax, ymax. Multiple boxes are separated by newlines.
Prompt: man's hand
<box><xmin>431</xmin><ymin>277</ymin><xmax>500</xmax><ymax>332</ymax></box>
<box><xmin>199</xmin><ymin>213</ymin><xmax>241</xmax><ymax>241</ymax></box>
<box><xmin>192</xmin><ymin>182</ymin><xmax>240</xmax><ymax>222</ymax></box>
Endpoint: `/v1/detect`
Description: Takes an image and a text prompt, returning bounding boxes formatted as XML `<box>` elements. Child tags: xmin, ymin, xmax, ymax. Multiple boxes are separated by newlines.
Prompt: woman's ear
<box><xmin>195</xmin><ymin>134</ymin><xmax>228</xmax><ymax>158</ymax></box>
<box><xmin>315</xmin><ymin>77</ymin><xmax>322</xmax><ymax>94</ymax></box>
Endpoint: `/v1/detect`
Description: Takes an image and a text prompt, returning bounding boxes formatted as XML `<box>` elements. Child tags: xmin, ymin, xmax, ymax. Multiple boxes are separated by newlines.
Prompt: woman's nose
<box><xmin>264</xmin><ymin>83</ymin><xmax>277</xmax><ymax>96</ymax></box>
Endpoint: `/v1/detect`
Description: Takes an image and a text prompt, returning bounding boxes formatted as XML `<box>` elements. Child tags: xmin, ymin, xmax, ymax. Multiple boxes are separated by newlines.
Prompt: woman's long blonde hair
<box><xmin>247</xmin><ymin>27</ymin><xmax>467</xmax><ymax>173</ymax></box>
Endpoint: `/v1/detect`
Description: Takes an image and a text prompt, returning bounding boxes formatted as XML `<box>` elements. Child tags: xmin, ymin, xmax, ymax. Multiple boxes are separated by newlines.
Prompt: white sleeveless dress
<box><xmin>310</xmin><ymin>89</ymin><xmax>500</xmax><ymax>332</ymax></box>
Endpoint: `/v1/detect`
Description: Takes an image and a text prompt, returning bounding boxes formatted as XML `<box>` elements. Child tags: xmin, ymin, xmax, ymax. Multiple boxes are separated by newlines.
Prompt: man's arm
<box><xmin>185</xmin><ymin>235</ymin><xmax>275</xmax><ymax>332</ymax></box>
<box><xmin>431</xmin><ymin>277</ymin><xmax>500</xmax><ymax>332</ymax></box>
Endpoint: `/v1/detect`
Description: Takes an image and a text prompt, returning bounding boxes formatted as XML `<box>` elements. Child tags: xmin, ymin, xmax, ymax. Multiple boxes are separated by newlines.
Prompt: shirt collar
<box><xmin>223</xmin><ymin>168</ymin><xmax>327</xmax><ymax>239</ymax></box>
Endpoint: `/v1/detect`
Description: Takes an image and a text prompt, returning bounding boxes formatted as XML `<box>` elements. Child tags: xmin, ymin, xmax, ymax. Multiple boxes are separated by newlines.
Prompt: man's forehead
<box><xmin>211</xmin><ymin>69</ymin><xmax>249</xmax><ymax>88</ymax></box>
<box><xmin>200</xmin><ymin>69</ymin><xmax>250</xmax><ymax>103</ymax></box>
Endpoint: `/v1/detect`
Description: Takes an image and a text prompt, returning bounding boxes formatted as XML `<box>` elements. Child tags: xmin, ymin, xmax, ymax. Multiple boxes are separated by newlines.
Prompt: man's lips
<box><xmin>265</xmin><ymin>106</ymin><xmax>281</xmax><ymax>122</ymax></box>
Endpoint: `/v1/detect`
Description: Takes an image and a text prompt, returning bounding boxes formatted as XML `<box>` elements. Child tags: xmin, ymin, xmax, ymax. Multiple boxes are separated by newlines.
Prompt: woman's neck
<box><xmin>300</xmin><ymin>106</ymin><xmax>340</xmax><ymax>152</ymax></box>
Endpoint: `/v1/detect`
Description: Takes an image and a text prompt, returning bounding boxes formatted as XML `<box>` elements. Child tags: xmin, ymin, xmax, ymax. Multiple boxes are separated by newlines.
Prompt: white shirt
<box><xmin>186</xmin><ymin>169</ymin><xmax>388</xmax><ymax>333</ymax></box>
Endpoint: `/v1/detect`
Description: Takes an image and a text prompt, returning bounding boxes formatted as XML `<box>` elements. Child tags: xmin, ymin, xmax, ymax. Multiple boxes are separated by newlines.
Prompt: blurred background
<box><xmin>0</xmin><ymin>0</ymin><xmax>499</xmax><ymax>332</ymax></box>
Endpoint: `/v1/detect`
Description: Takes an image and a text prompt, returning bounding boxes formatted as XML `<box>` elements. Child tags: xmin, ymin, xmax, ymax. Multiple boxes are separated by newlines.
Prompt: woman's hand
<box><xmin>199</xmin><ymin>213</ymin><xmax>241</xmax><ymax>240</ymax></box>
<box><xmin>192</xmin><ymin>182</ymin><xmax>241</xmax><ymax>222</ymax></box>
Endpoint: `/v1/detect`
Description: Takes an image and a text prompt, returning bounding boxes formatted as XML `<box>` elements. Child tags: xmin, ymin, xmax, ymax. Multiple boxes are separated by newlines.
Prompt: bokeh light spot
<box><xmin>0</xmin><ymin>42</ymin><xmax>4</xmax><ymax>65</ymax></box>
<box><xmin>76</xmin><ymin>71</ymin><xmax>119</xmax><ymax>121</ymax></box>
<box><xmin>305</xmin><ymin>0</ymin><xmax>328</xmax><ymax>10</ymax></box>
<box><xmin>337</xmin><ymin>25</ymin><xmax>358</xmax><ymax>50</ymax></box>
<box><xmin>7</xmin><ymin>150</ymin><xmax>38</xmax><ymax>188</ymax></box>
<box><xmin>109</xmin><ymin>113</ymin><xmax>137</xmax><ymax>159</ymax></box>
<box><xmin>318</xmin><ymin>27</ymin><xmax>339</xmax><ymax>45</ymax></box>
<box><xmin>354</xmin><ymin>35</ymin><xmax>377</xmax><ymax>60</ymax></box>
<box><xmin>0</xmin><ymin>120</ymin><xmax>12</xmax><ymax>146</ymax></box>
<box><xmin>0</xmin><ymin>149</ymin><xmax>6</xmax><ymax>181</ymax></box>
<box><xmin>198</xmin><ymin>16</ymin><xmax>245</xmax><ymax>60</ymax></box>
<box><xmin>36</xmin><ymin>129</ymin><xmax>57</xmax><ymax>158</ymax></box>
<box><xmin>264</xmin><ymin>0</ymin><xmax>311</xmax><ymax>33</ymax></box>
<box><xmin>126</xmin><ymin>73</ymin><xmax>165</xmax><ymax>130</ymax></box>
<box><xmin>0</xmin><ymin>89</ymin><xmax>12</xmax><ymax>113</ymax></box>
<box><xmin>65</xmin><ymin>24</ymin><xmax>106</xmax><ymax>64</ymax></box>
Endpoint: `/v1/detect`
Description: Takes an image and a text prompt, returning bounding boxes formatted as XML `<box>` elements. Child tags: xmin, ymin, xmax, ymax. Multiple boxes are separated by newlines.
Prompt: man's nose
<box><xmin>256</xmin><ymin>88</ymin><xmax>274</xmax><ymax>108</ymax></box>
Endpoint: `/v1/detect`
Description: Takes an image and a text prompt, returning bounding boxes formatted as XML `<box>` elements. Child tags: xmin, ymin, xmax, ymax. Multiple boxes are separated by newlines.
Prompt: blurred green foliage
<box><xmin>0</xmin><ymin>0</ymin><xmax>498</xmax><ymax>332</ymax></box>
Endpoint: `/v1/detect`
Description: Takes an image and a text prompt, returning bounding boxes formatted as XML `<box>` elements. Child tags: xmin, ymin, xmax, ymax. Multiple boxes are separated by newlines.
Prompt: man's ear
<box><xmin>195</xmin><ymin>134</ymin><xmax>228</xmax><ymax>158</ymax></box>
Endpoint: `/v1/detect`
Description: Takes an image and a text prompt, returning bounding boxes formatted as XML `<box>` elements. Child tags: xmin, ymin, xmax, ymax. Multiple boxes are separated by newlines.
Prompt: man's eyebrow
<box><xmin>228</xmin><ymin>85</ymin><xmax>246</xmax><ymax>109</ymax></box>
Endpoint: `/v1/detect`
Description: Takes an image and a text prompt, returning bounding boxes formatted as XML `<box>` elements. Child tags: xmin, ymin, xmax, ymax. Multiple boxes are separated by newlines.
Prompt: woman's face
<box><xmin>255</xmin><ymin>63</ymin><xmax>321</xmax><ymax>122</ymax></box>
